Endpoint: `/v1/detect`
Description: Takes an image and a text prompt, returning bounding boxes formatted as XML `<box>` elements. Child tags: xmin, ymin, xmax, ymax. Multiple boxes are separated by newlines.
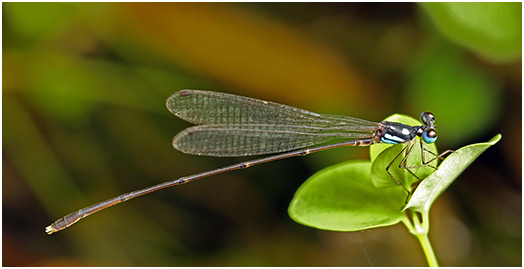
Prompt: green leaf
<box><xmin>370</xmin><ymin>114</ymin><xmax>438</xmax><ymax>190</ymax></box>
<box><xmin>405</xmin><ymin>134</ymin><xmax>502</xmax><ymax>212</ymax></box>
<box><xmin>288</xmin><ymin>160</ymin><xmax>406</xmax><ymax>231</ymax></box>
<box><xmin>420</xmin><ymin>3</ymin><xmax>522</xmax><ymax>62</ymax></box>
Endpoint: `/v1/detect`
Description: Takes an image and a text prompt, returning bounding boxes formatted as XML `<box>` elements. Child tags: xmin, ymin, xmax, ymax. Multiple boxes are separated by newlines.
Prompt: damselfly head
<box><xmin>419</xmin><ymin>112</ymin><xmax>438</xmax><ymax>143</ymax></box>
<box><xmin>420</xmin><ymin>112</ymin><xmax>435</xmax><ymax>125</ymax></box>
<box><xmin>423</xmin><ymin>128</ymin><xmax>438</xmax><ymax>144</ymax></box>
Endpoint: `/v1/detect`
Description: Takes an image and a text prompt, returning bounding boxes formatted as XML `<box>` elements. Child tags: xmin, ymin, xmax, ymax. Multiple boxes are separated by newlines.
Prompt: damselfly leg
<box><xmin>387</xmin><ymin>138</ymin><xmax>454</xmax><ymax>197</ymax></box>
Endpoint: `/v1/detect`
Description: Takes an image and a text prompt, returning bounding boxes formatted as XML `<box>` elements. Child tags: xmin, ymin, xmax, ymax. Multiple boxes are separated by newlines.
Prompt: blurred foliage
<box><xmin>420</xmin><ymin>2</ymin><xmax>522</xmax><ymax>63</ymax></box>
<box><xmin>2</xmin><ymin>2</ymin><xmax>521</xmax><ymax>266</ymax></box>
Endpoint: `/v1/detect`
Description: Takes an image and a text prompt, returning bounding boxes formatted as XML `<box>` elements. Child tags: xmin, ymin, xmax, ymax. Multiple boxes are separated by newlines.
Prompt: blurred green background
<box><xmin>2</xmin><ymin>3</ymin><xmax>521</xmax><ymax>266</ymax></box>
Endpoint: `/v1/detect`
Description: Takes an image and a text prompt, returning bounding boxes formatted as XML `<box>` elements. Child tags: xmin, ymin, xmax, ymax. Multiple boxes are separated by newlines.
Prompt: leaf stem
<box><xmin>401</xmin><ymin>210</ymin><xmax>439</xmax><ymax>266</ymax></box>
<box><xmin>415</xmin><ymin>232</ymin><xmax>439</xmax><ymax>267</ymax></box>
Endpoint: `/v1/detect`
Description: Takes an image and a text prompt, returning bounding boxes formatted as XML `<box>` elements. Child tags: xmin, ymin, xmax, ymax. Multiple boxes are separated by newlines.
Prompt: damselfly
<box><xmin>46</xmin><ymin>89</ymin><xmax>450</xmax><ymax>234</ymax></box>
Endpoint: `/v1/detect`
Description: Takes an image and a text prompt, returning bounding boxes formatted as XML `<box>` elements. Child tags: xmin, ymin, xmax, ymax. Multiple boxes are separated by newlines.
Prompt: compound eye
<box><xmin>423</xmin><ymin>128</ymin><xmax>438</xmax><ymax>144</ymax></box>
<box><xmin>420</xmin><ymin>112</ymin><xmax>435</xmax><ymax>124</ymax></box>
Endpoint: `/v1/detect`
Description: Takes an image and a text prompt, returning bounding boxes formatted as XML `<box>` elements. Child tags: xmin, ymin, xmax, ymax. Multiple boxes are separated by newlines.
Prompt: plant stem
<box><xmin>415</xmin><ymin>232</ymin><xmax>439</xmax><ymax>267</ymax></box>
<box><xmin>402</xmin><ymin>211</ymin><xmax>439</xmax><ymax>266</ymax></box>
